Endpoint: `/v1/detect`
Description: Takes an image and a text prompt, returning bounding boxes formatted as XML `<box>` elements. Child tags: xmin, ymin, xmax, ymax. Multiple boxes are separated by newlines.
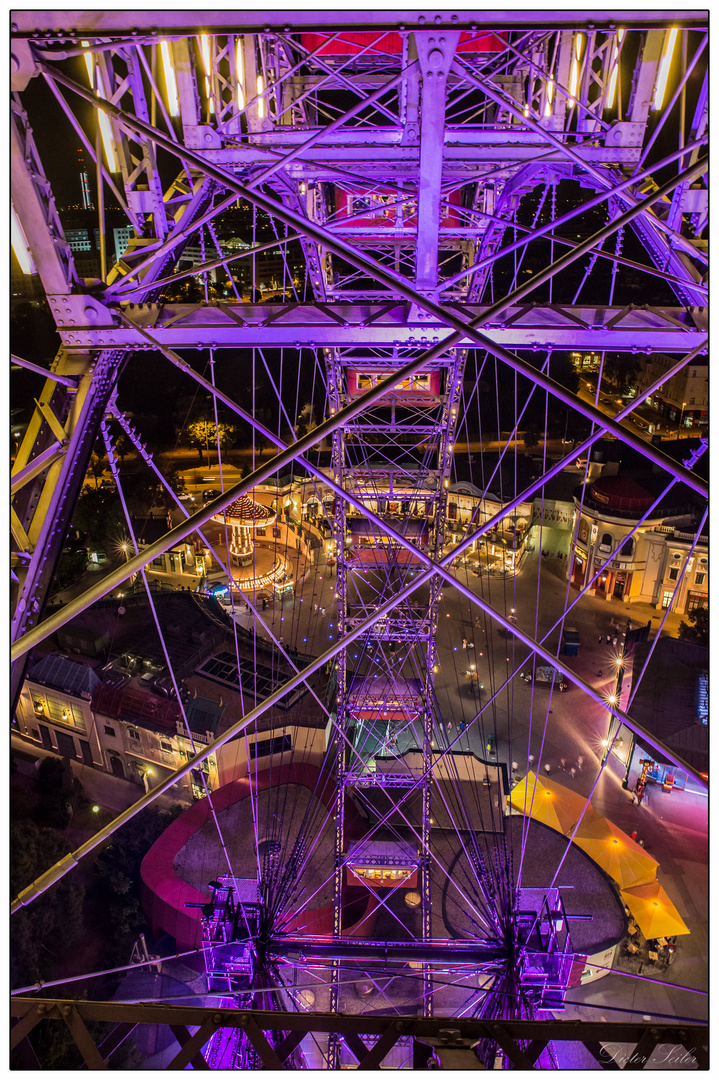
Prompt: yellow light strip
<box><xmin>95</xmin><ymin>69</ymin><xmax>118</xmax><ymax>172</ymax></box>
<box><xmin>160</xmin><ymin>41</ymin><xmax>179</xmax><ymax>117</ymax></box>
<box><xmin>11</xmin><ymin>204</ymin><xmax>36</xmax><ymax>275</ymax></box>
<box><xmin>81</xmin><ymin>40</ymin><xmax>94</xmax><ymax>88</ymax></box>
<box><xmin>654</xmin><ymin>27</ymin><xmax>678</xmax><ymax>110</ymax></box>
<box><xmin>606</xmin><ymin>30</ymin><xmax>625</xmax><ymax>109</ymax></box>
<box><xmin>199</xmin><ymin>33</ymin><xmax>211</xmax><ymax>76</ymax></box>
<box><xmin>236</xmin><ymin>39</ymin><xmax>245</xmax><ymax>109</ymax></box>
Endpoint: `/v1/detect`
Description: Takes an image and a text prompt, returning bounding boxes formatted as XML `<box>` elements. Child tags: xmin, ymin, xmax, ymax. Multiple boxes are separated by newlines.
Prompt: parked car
<box><xmin>153</xmin><ymin>675</ymin><xmax>191</xmax><ymax>703</ymax></box>
<box><xmin>203</xmin><ymin>488</ymin><xmax>222</xmax><ymax>503</ymax></box>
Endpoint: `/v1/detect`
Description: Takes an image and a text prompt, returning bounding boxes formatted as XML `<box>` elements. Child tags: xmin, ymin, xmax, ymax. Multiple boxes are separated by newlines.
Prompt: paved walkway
<box><xmin>11</xmin><ymin>734</ymin><xmax>182</xmax><ymax>815</ymax></box>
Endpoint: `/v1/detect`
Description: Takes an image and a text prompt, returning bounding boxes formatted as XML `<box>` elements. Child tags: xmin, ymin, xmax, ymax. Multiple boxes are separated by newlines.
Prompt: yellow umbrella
<box><xmin>508</xmin><ymin>771</ymin><xmax>544</xmax><ymax>817</ymax></box>
<box><xmin>510</xmin><ymin>774</ymin><xmax>603</xmax><ymax>837</ymax></box>
<box><xmin>621</xmin><ymin>880</ymin><xmax>690</xmax><ymax>939</ymax></box>
<box><xmin>540</xmin><ymin>777</ymin><xmax>603</xmax><ymax>837</ymax></box>
<box><xmin>574</xmin><ymin>818</ymin><xmax>659</xmax><ymax>890</ymax></box>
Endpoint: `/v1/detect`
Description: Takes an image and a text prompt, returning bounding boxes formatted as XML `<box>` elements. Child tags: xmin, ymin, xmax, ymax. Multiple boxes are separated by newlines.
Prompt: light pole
<box><xmin>601</xmin><ymin>620</ymin><xmax>630</xmax><ymax>763</ymax></box>
<box><xmin>679</xmin><ymin>401</ymin><xmax>687</xmax><ymax>433</ymax></box>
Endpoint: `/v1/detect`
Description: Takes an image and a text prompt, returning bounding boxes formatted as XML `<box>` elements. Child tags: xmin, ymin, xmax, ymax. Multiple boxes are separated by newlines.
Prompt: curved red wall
<box><xmin>141</xmin><ymin>763</ymin><xmax>378</xmax><ymax>951</ymax></box>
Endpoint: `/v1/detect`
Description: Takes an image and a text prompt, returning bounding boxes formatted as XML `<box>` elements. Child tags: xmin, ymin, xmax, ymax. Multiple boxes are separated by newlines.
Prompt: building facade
<box><xmin>636</xmin><ymin>354</ymin><xmax>709</xmax><ymax>430</ymax></box>
<box><xmin>568</xmin><ymin>476</ymin><xmax>707</xmax><ymax>613</ymax></box>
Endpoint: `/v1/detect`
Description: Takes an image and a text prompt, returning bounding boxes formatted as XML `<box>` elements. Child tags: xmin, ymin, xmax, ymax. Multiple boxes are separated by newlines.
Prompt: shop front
<box><xmin>571</xmin><ymin>548</ymin><xmax>587</xmax><ymax>589</ymax></box>
<box><xmin>623</xmin><ymin>743</ymin><xmax>690</xmax><ymax>794</ymax></box>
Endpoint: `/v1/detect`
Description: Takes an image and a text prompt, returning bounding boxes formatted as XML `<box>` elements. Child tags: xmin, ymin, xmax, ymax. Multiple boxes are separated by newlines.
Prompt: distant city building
<box><xmin>636</xmin><ymin>353</ymin><xmax>708</xmax><ymax>429</ymax></box>
<box><xmin>113</xmin><ymin>225</ymin><xmax>135</xmax><ymax>262</ymax></box>
<box><xmin>65</xmin><ymin>227</ymin><xmax>93</xmax><ymax>252</ymax></box>
<box><xmin>570</xmin><ymin>351</ymin><xmax>601</xmax><ymax>371</ymax></box>
<box><xmin>77</xmin><ymin>148</ymin><xmax>94</xmax><ymax>210</ymax></box>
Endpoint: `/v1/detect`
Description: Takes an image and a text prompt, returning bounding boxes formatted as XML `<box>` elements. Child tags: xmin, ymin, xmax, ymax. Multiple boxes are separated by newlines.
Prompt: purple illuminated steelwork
<box><xmin>10</xmin><ymin>15</ymin><xmax>708</xmax><ymax>1057</ymax></box>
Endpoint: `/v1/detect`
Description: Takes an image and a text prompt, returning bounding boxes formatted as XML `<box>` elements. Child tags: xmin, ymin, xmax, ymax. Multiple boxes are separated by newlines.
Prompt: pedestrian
<box><xmin>606</xmin><ymin>633</ymin><xmax>611</xmax><ymax>645</ymax></box>
<box><xmin>631</xmin><ymin>831</ymin><xmax>637</xmax><ymax>841</ymax></box>
<box><xmin>544</xmin><ymin>763</ymin><xmax>551</xmax><ymax>775</ymax></box>
<box><xmin>459</xmin><ymin>721</ymin><xmax>466</xmax><ymax>733</ymax></box>
<box><xmin>612</xmin><ymin>636</ymin><xmax>618</xmax><ymax>647</ymax></box>
<box><xmin>559</xmin><ymin>758</ymin><xmax>566</xmax><ymax>771</ymax></box>
<box><xmin>577</xmin><ymin>755</ymin><xmax>584</xmax><ymax>771</ymax></box>
<box><xmin>528</xmin><ymin>754</ymin><xmax>535</xmax><ymax>766</ymax></box>
<box><xmin>638</xmin><ymin>838</ymin><xmax>645</xmax><ymax>848</ymax></box>
<box><xmin>447</xmin><ymin>722</ymin><xmax>453</xmax><ymax>732</ymax></box>
<box><xmin>597</xmin><ymin>670</ymin><xmax>602</xmax><ymax>677</ymax></box>
<box><xmin>598</xmin><ymin>634</ymin><xmax>603</xmax><ymax>645</ymax></box>
<box><xmin>467</xmin><ymin>641</ymin><xmax>474</xmax><ymax>649</ymax></box>
<box><xmin>570</xmin><ymin>767</ymin><xmax>577</xmax><ymax>780</ymax></box>
<box><xmin>314</xmin><ymin>602</ymin><xmax>318</xmax><ymax>613</ymax></box>
<box><xmin>279</xmin><ymin>636</ymin><xmax>284</xmax><ymax>646</ymax></box>
<box><xmin>462</xmin><ymin>638</ymin><xmax>467</xmax><ymax>649</ymax></box>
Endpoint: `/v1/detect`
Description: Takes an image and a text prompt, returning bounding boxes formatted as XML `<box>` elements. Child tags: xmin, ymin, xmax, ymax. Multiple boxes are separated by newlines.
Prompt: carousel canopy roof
<box><xmin>213</xmin><ymin>495</ymin><xmax>276</xmax><ymax>526</ymax></box>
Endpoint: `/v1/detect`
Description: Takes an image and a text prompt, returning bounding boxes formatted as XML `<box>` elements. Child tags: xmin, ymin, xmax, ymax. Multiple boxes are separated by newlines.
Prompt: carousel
<box><xmin>212</xmin><ymin>495</ymin><xmax>291</xmax><ymax>592</ymax></box>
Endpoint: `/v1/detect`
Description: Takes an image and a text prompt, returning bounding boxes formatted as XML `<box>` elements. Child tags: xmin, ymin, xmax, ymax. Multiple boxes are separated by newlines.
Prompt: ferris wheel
<box><xmin>10</xmin><ymin>12</ymin><xmax>707</xmax><ymax>1069</ymax></box>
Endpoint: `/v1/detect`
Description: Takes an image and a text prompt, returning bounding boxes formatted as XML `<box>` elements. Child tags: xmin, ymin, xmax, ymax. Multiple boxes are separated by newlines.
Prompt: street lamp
<box><xmin>679</xmin><ymin>401</ymin><xmax>687</xmax><ymax>432</ymax></box>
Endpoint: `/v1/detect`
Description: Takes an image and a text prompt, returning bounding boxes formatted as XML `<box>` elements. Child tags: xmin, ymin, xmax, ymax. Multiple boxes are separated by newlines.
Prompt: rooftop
<box><xmin>27</xmin><ymin>653</ymin><xmax>102</xmax><ymax>699</ymax></box>
<box><xmin>628</xmin><ymin>637</ymin><xmax>708</xmax><ymax>773</ymax></box>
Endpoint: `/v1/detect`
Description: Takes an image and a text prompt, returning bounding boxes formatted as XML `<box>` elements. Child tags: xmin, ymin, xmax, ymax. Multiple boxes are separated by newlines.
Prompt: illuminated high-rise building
<box><xmin>77</xmin><ymin>148</ymin><xmax>94</xmax><ymax>210</ymax></box>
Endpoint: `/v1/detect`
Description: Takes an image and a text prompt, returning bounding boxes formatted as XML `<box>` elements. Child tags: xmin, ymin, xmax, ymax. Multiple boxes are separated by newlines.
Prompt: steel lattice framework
<box><xmin>10</xmin><ymin>10</ymin><xmax>708</xmax><ymax>1069</ymax></box>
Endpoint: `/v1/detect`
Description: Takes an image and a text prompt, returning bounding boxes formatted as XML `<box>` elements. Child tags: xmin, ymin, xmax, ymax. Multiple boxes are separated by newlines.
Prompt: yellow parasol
<box><xmin>621</xmin><ymin>880</ymin><xmax>690</xmax><ymax>939</ymax></box>
<box><xmin>574</xmin><ymin>817</ymin><xmax>659</xmax><ymax>890</ymax></box>
<box><xmin>508</xmin><ymin>771</ymin><xmax>544</xmax><ymax>816</ymax></box>
<box><xmin>509</xmin><ymin>773</ymin><xmax>588</xmax><ymax>836</ymax></box>
<box><xmin>540</xmin><ymin>777</ymin><xmax>604</xmax><ymax>837</ymax></box>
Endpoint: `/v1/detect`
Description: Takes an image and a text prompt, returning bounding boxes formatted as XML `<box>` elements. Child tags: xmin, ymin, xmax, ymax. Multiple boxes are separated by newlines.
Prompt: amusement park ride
<box><xmin>10</xmin><ymin>10</ymin><xmax>708</xmax><ymax>1069</ymax></box>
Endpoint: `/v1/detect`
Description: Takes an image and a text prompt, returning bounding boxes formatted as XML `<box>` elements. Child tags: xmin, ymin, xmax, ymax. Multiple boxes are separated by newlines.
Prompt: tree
<box><xmin>182</xmin><ymin>418</ymin><xmax>237</xmax><ymax>460</ymax></box>
<box><xmin>36</xmin><ymin>757</ymin><xmax>81</xmax><ymax>828</ymax></box>
<box><xmin>93</xmin><ymin>804</ymin><xmax>184</xmax><ymax>966</ymax></box>
<box><xmin>10</xmin><ymin>820</ymin><xmax>85</xmax><ymax>987</ymax></box>
<box><xmin>51</xmin><ymin>549</ymin><xmax>87</xmax><ymax>595</ymax></box>
<box><xmin>523</xmin><ymin>424</ymin><xmax>540</xmax><ymax>450</ymax></box>
<box><xmin>72</xmin><ymin>489</ymin><xmax>124</xmax><ymax>544</ymax></box>
<box><xmin>678</xmin><ymin>606</ymin><xmax>708</xmax><ymax>646</ymax></box>
<box><xmin>87</xmin><ymin>451</ymin><xmax>108</xmax><ymax>489</ymax></box>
